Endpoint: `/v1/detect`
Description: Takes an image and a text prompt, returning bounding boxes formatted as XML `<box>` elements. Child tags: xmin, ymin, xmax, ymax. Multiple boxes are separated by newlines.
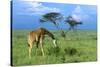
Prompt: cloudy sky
<box><xmin>12</xmin><ymin>0</ymin><xmax>97</xmax><ymax>30</ymax></box>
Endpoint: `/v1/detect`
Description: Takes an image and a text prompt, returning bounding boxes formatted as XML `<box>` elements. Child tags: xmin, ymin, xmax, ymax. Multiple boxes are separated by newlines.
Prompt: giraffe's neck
<box><xmin>40</xmin><ymin>28</ymin><xmax>57</xmax><ymax>47</ymax></box>
<box><xmin>45</xmin><ymin>30</ymin><xmax>57</xmax><ymax>47</ymax></box>
<box><xmin>45</xmin><ymin>30</ymin><xmax>55</xmax><ymax>40</ymax></box>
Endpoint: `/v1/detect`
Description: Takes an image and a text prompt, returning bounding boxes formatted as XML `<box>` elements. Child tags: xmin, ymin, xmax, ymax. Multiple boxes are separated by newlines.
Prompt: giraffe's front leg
<box><xmin>40</xmin><ymin>37</ymin><xmax>44</xmax><ymax>56</ymax></box>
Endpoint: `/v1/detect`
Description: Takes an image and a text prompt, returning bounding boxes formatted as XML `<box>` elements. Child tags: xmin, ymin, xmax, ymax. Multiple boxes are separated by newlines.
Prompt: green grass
<box><xmin>12</xmin><ymin>30</ymin><xmax>97</xmax><ymax>66</ymax></box>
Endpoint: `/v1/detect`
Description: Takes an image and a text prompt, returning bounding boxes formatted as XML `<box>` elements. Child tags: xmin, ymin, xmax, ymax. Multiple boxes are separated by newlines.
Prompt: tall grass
<box><xmin>12</xmin><ymin>30</ymin><xmax>97</xmax><ymax>66</ymax></box>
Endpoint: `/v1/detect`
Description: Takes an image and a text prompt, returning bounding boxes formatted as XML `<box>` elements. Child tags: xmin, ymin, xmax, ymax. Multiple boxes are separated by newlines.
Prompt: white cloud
<box><xmin>71</xmin><ymin>14</ymin><xmax>81</xmax><ymax>22</ymax></box>
<box><xmin>71</xmin><ymin>6</ymin><xmax>90</xmax><ymax>22</ymax></box>
<box><xmin>18</xmin><ymin>1</ymin><xmax>61</xmax><ymax>15</ymax></box>
<box><xmin>72</xmin><ymin>6</ymin><xmax>82</xmax><ymax>14</ymax></box>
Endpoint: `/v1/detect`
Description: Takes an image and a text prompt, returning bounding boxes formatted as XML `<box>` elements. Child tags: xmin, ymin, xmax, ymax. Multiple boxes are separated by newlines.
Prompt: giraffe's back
<box><xmin>28</xmin><ymin>28</ymin><xmax>46</xmax><ymax>43</ymax></box>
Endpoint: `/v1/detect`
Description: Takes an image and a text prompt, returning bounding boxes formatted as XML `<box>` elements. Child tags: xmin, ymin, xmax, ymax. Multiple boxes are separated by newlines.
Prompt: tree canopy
<box><xmin>40</xmin><ymin>12</ymin><xmax>63</xmax><ymax>26</ymax></box>
<box><xmin>65</xmin><ymin>15</ymin><xmax>82</xmax><ymax>30</ymax></box>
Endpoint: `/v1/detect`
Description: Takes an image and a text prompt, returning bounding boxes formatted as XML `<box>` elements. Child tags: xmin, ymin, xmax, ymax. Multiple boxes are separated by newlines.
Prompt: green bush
<box><xmin>64</xmin><ymin>47</ymin><xmax>78</xmax><ymax>56</ymax></box>
<box><xmin>47</xmin><ymin>46</ymin><xmax>60</xmax><ymax>56</ymax></box>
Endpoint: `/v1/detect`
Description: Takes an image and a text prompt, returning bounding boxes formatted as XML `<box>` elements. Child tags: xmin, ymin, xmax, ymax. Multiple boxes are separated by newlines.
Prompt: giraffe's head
<box><xmin>53</xmin><ymin>39</ymin><xmax>57</xmax><ymax>47</ymax></box>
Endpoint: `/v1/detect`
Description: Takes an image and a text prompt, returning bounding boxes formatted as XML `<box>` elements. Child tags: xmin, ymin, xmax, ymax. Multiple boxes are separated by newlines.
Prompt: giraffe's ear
<box><xmin>53</xmin><ymin>39</ymin><xmax>57</xmax><ymax>47</ymax></box>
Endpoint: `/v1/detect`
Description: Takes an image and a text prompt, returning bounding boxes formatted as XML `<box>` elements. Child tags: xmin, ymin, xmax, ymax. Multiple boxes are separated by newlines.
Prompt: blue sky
<box><xmin>12</xmin><ymin>0</ymin><xmax>97</xmax><ymax>30</ymax></box>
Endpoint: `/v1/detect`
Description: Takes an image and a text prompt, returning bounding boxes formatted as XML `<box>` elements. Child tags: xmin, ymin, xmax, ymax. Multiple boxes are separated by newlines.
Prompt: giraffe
<box><xmin>27</xmin><ymin>28</ymin><xmax>57</xmax><ymax>58</ymax></box>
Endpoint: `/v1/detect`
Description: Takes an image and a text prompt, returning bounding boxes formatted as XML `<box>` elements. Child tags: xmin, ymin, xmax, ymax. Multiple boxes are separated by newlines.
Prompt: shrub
<box><xmin>64</xmin><ymin>47</ymin><xmax>78</xmax><ymax>56</ymax></box>
<box><xmin>47</xmin><ymin>46</ymin><xmax>60</xmax><ymax>56</ymax></box>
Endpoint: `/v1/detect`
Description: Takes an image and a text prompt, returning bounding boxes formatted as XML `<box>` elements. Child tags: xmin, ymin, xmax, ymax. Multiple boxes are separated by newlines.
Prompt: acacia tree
<box><xmin>40</xmin><ymin>12</ymin><xmax>62</xmax><ymax>28</ymax></box>
<box><xmin>65</xmin><ymin>15</ymin><xmax>82</xmax><ymax>31</ymax></box>
<box><xmin>40</xmin><ymin>12</ymin><xmax>66</xmax><ymax>37</ymax></box>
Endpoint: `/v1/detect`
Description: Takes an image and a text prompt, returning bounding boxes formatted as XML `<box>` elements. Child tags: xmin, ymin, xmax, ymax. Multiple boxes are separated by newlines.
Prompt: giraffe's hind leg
<box><xmin>28</xmin><ymin>38</ymin><xmax>34</xmax><ymax>59</ymax></box>
<box><xmin>28</xmin><ymin>42</ymin><xmax>32</xmax><ymax>59</ymax></box>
